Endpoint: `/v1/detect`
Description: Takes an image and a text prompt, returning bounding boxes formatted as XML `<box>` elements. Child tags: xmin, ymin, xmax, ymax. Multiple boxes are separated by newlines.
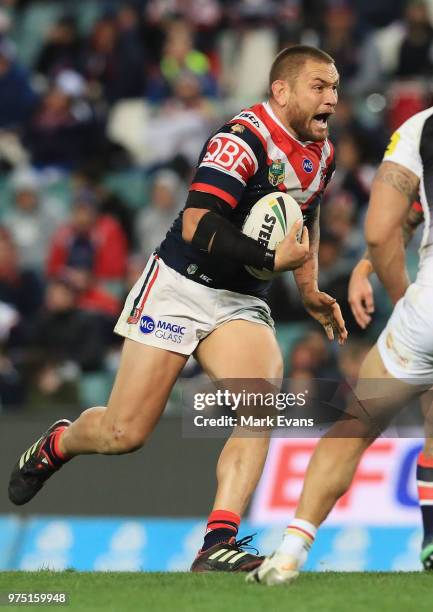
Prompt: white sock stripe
<box><xmin>417</xmin><ymin>481</ymin><xmax>433</xmax><ymax>488</ymax></box>
<box><xmin>420</xmin><ymin>500</ymin><xmax>433</xmax><ymax>506</ymax></box>
<box><xmin>289</xmin><ymin>518</ymin><xmax>317</xmax><ymax>540</ymax></box>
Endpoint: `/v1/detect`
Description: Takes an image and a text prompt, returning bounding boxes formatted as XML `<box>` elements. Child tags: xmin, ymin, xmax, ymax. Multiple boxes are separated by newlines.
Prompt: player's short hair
<box><xmin>269</xmin><ymin>45</ymin><xmax>335</xmax><ymax>93</ymax></box>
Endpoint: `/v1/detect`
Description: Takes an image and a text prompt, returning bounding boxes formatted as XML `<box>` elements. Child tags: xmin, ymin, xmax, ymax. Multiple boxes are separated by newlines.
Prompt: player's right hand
<box><xmin>348</xmin><ymin>263</ymin><xmax>375</xmax><ymax>329</ymax></box>
<box><xmin>274</xmin><ymin>220</ymin><xmax>309</xmax><ymax>272</ymax></box>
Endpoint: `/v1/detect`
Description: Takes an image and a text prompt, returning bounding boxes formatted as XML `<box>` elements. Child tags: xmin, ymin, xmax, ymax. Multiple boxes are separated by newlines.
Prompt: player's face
<box><xmin>285</xmin><ymin>60</ymin><xmax>339</xmax><ymax>142</ymax></box>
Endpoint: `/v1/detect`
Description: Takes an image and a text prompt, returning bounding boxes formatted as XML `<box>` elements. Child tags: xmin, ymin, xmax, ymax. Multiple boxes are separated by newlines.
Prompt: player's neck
<box><xmin>267</xmin><ymin>98</ymin><xmax>301</xmax><ymax>141</ymax></box>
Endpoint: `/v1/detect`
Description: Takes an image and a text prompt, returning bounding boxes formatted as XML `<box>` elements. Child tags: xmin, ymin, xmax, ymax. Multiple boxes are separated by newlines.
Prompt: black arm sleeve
<box><xmin>185</xmin><ymin>190</ymin><xmax>232</xmax><ymax>216</ymax></box>
<box><xmin>191</xmin><ymin>211</ymin><xmax>275</xmax><ymax>272</ymax></box>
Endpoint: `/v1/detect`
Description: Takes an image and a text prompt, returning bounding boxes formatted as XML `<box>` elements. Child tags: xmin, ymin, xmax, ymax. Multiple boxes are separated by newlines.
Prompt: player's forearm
<box><xmin>368</xmin><ymin>234</ymin><xmax>409</xmax><ymax>304</ymax></box>
<box><xmin>360</xmin><ymin>203</ymin><xmax>422</xmax><ymax>284</ymax></box>
<box><xmin>294</xmin><ymin>210</ymin><xmax>319</xmax><ymax>297</ymax></box>
<box><xmin>183</xmin><ymin>207</ymin><xmax>275</xmax><ymax>271</ymax></box>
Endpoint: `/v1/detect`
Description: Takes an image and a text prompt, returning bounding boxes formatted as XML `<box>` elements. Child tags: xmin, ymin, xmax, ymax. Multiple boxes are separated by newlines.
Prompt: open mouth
<box><xmin>312</xmin><ymin>113</ymin><xmax>331</xmax><ymax>128</ymax></box>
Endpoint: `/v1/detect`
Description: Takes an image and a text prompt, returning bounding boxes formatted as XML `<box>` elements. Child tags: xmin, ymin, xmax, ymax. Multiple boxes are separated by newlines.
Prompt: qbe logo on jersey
<box><xmin>201</xmin><ymin>134</ymin><xmax>257</xmax><ymax>183</ymax></box>
<box><xmin>140</xmin><ymin>315</ymin><xmax>186</xmax><ymax>344</ymax></box>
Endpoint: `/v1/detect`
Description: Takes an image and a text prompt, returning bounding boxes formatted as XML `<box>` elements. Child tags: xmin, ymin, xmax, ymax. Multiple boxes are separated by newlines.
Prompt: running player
<box><xmin>250</xmin><ymin>106</ymin><xmax>433</xmax><ymax>584</ymax></box>
<box><xmin>349</xmin><ymin>202</ymin><xmax>433</xmax><ymax>570</ymax></box>
<box><xmin>8</xmin><ymin>46</ymin><xmax>346</xmax><ymax>572</ymax></box>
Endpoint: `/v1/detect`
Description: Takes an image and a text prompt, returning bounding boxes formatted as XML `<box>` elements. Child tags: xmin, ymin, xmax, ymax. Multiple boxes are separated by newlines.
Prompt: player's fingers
<box><xmin>323</xmin><ymin>322</ymin><xmax>334</xmax><ymax>341</ymax></box>
<box><xmin>350</xmin><ymin>299</ymin><xmax>368</xmax><ymax>328</ymax></box>
<box><xmin>364</xmin><ymin>291</ymin><xmax>375</xmax><ymax>314</ymax></box>
<box><xmin>288</xmin><ymin>219</ymin><xmax>303</xmax><ymax>241</ymax></box>
<box><xmin>331</xmin><ymin>302</ymin><xmax>348</xmax><ymax>342</ymax></box>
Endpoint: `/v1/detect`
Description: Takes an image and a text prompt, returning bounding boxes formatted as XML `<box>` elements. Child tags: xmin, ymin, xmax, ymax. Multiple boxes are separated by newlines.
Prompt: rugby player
<box><xmin>249</xmin><ymin>106</ymin><xmax>433</xmax><ymax>584</ymax></box>
<box><xmin>349</xmin><ymin>203</ymin><xmax>433</xmax><ymax>570</ymax></box>
<box><xmin>8</xmin><ymin>46</ymin><xmax>346</xmax><ymax>572</ymax></box>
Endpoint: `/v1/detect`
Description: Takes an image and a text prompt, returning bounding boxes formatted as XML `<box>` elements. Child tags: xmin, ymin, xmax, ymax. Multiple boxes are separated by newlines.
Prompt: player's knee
<box><xmin>99</xmin><ymin>423</ymin><xmax>148</xmax><ymax>454</ymax></box>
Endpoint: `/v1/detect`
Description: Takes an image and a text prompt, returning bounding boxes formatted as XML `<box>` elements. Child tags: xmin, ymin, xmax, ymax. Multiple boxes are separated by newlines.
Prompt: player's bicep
<box><xmin>366</xmin><ymin>161</ymin><xmax>420</xmax><ymax>245</ymax></box>
<box><xmin>190</xmin><ymin>130</ymin><xmax>259</xmax><ymax>208</ymax></box>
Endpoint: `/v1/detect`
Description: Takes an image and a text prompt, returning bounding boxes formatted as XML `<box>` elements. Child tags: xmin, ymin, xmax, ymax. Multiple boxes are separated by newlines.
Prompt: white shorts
<box><xmin>114</xmin><ymin>253</ymin><xmax>274</xmax><ymax>355</ymax></box>
<box><xmin>377</xmin><ymin>282</ymin><xmax>433</xmax><ymax>384</ymax></box>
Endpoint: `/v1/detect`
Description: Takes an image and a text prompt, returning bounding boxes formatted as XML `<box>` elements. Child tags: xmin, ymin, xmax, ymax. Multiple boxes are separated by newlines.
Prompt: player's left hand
<box><xmin>302</xmin><ymin>291</ymin><xmax>348</xmax><ymax>344</ymax></box>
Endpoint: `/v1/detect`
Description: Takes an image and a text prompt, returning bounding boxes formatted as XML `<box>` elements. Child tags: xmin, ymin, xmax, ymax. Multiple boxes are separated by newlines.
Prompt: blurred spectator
<box><xmin>330</xmin><ymin>96</ymin><xmax>388</xmax><ymax>164</ymax></box>
<box><xmin>322</xmin><ymin>193</ymin><xmax>364</xmax><ymax>264</ymax></box>
<box><xmin>65</xmin><ymin>265</ymin><xmax>121</xmax><ymax>319</ymax></box>
<box><xmin>27</xmin><ymin>277</ymin><xmax>107</xmax><ymax>373</ymax></box>
<box><xmin>395</xmin><ymin>0</ymin><xmax>433</xmax><ymax>77</ymax></box>
<box><xmin>319</xmin><ymin>4</ymin><xmax>382</xmax><ymax>95</ymax></box>
<box><xmin>219</xmin><ymin>7</ymin><xmax>278</xmax><ymax>103</ymax></box>
<box><xmin>147</xmin><ymin>18</ymin><xmax>217</xmax><ymax>101</ymax></box>
<box><xmin>0</xmin><ymin>300</ymin><xmax>25</xmax><ymax>410</ymax></box>
<box><xmin>0</xmin><ymin>38</ymin><xmax>38</xmax><ymax>129</ymax></box>
<box><xmin>84</xmin><ymin>10</ymin><xmax>146</xmax><ymax>103</ymax></box>
<box><xmin>34</xmin><ymin>15</ymin><xmax>83</xmax><ymax>77</ymax></box>
<box><xmin>0</xmin><ymin>228</ymin><xmax>44</xmax><ymax>320</ymax></box>
<box><xmin>47</xmin><ymin>190</ymin><xmax>128</xmax><ymax>282</ymax></box>
<box><xmin>3</xmin><ymin>167</ymin><xmax>64</xmax><ymax>272</ymax></box>
<box><xmin>144</xmin><ymin>71</ymin><xmax>217</xmax><ymax>165</ymax></box>
<box><xmin>326</xmin><ymin>131</ymin><xmax>373</xmax><ymax>212</ymax></box>
<box><xmin>24</xmin><ymin>70</ymin><xmax>104</xmax><ymax>169</ymax></box>
<box><xmin>72</xmin><ymin>164</ymin><xmax>135</xmax><ymax>249</ymax></box>
<box><xmin>25</xmin><ymin>276</ymin><xmax>109</xmax><ymax>410</ymax></box>
<box><xmin>136</xmin><ymin>169</ymin><xmax>185</xmax><ymax>258</ymax></box>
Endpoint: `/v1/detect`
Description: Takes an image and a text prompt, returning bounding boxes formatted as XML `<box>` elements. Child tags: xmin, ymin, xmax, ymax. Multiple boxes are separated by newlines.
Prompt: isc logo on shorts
<box><xmin>140</xmin><ymin>315</ymin><xmax>155</xmax><ymax>334</ymax></box>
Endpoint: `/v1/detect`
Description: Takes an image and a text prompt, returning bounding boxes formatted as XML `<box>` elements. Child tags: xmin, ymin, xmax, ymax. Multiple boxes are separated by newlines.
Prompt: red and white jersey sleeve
<box><xmin>190</xmin><ymin>125</ymin><xmax>260</xmax><ymax>208</ymax></box>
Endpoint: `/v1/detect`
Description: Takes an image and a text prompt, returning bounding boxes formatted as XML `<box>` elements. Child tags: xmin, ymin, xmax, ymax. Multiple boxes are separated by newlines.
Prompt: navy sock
<box><xmin>201</xmin><ymin>510</ymin><xmax>240</xmax><ymax>552</ymax></box>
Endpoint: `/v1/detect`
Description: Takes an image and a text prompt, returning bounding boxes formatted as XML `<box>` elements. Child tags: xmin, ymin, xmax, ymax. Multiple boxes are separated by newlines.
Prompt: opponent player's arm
<box><xmin>365</xmin><ymin>160</ymin><xmax>420</xmax><ymax>304</ymax></box>
<box><xmin>182</xmin><ymin>191</ymin><xmax>308</xmax><ymax>272</ymax></box>
<box><xmin>349</xmin><ymin>202</ymin><xmax>423</xmax><ymax>328</ymax></box>
<box><xmin>355</xmin><ymin>202</ymin><xmax>424</xmax><ymax>277</ymax></box>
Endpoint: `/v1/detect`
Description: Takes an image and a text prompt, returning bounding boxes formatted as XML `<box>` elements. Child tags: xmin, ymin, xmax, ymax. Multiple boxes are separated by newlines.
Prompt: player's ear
<box><xmin>271</xmin><ymin>79</ymin><xmax>290</xmax><ymax>106</ymax></box>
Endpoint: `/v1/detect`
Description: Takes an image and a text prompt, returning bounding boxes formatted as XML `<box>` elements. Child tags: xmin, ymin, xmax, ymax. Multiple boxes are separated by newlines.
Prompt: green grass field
<box><xmin>0</xmin><ymin>572</ymin><xmax>432</xmax><ymax>612</ymax></box>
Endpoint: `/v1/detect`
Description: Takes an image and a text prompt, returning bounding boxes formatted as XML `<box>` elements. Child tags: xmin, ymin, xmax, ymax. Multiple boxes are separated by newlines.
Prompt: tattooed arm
<box><xmin>293</xmin><ymin>205</ymin><xmax>320</xmax><ymax>296</ymax></box>
<box><xmin>359</xmin><ymin>201</ymin><xmax>424</xmax><ymax>272</ymax></box>
<box><xmin>294</xmin><ymin>206</ymin><xmax>348</xmax><ymax>343</ymax></box>
<box><xmin>365</xmin><ymin>160</ymin><xmax>420</xmax><ymax>304</ymax></box>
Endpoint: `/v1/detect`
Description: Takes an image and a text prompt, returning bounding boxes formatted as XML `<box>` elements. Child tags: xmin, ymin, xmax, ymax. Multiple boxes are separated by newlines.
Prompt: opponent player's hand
<box><xmin>274</xmin><ymin>220</ymin><xmax>309</xmax><ymax>272</ymax></box>
<box><xmin>302</xmin><ymin>290</ymin><xmax>348</xmax><ymax>344</ymax></box>
<box><xmin>348</xmin><ymin>262</ymin><xmax>374</xmax><ymax>329</ymax></box>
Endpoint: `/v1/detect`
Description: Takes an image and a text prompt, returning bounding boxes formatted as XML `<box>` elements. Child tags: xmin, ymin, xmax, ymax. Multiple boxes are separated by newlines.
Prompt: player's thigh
<box><xmin>195</xmin><ymin>320</ymin><xmax>283</xmax><ymax>380</ymax></box>
<box><xmin>102</xmin><ymin>338</ymin><xmax>187</xmax><ymax>438</ymax></box>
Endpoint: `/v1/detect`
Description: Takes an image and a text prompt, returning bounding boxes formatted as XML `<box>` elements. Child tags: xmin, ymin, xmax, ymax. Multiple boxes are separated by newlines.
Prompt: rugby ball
<box><xmin>242</xmin><ymin>192</ymin><xmax>303</xmax><ymax>280</ymax></box>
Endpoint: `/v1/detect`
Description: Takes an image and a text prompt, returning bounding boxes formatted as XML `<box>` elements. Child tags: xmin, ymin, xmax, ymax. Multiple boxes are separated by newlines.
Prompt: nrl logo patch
<box><xmin>230</xmin><ymin>123</ymin><xmax>245</xmax><ymax>134</ymax></box>
<box><xmin>187</xmin><ymin>264</ymin><xmax>198</xmax><ymax>275</ymax></box>
<box><xmin>268</xmin><ymin>160</ymin><xmax>285</xmax><ymax>187</ymax></box>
